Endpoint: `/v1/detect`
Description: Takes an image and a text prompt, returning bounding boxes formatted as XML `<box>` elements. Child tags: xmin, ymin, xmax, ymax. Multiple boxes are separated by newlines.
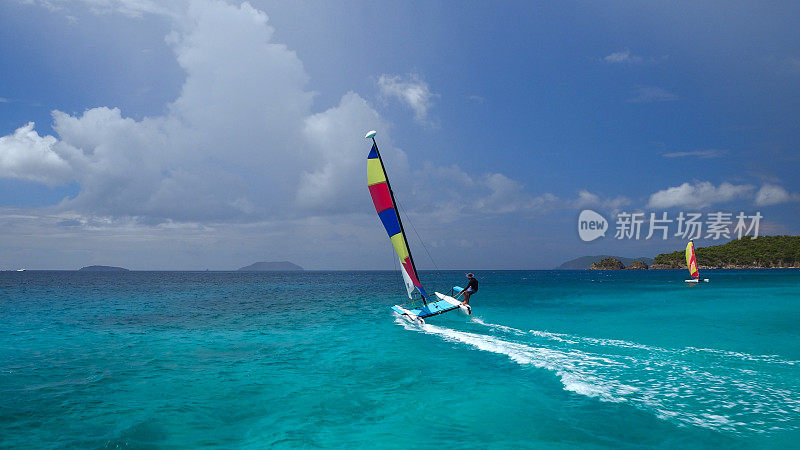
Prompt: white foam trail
<box><xmin>470</xmin><ymin>317</ymin><xmax>526</xmax><ymax>336</ymax></box>
<box><xmin>422</xmin><ymin>322</ymin><xmax>630</xmax><ymax>402</ymax></box>
<box><xmin>396</xmin><ymin>317</ymin><xmax>800</xmax><ymax>434</ymax></box>
<box><xmin>471</xmin><ymin>318</ymin><xmax>800</xmax><ymax>367</ymax></box>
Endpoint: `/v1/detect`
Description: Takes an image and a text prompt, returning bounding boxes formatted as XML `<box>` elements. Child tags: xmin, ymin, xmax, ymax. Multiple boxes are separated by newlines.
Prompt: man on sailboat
<box><xmin>459</xmin><ymin>273</ymin><xmax>478</xmax><ymax>306</ymax></box>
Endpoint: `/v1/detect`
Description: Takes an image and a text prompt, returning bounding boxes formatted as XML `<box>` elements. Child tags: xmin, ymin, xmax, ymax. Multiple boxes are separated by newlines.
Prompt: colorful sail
<box><xmin>686</xmin><ymin>241</ymin><xmax>699</xmax><ymax>279</ymax></box>
<box><xmin>367</xmin><ymin>140</ymin><xmax>427</xmax><ymax>300</ymax></box>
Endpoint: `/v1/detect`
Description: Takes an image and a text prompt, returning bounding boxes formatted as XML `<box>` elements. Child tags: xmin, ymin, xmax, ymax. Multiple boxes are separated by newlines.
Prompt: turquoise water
<box><xmin>2</xmin><ymin>270</ymin><xmax>799</xmax><ymax>448</ymax></box>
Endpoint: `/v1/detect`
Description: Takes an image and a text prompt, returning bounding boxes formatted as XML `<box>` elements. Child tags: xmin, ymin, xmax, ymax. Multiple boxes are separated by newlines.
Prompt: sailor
<box><xmin>459</xmin><ymin>273</ymin><xmax>478</xmax><ymax>306</ymax></box>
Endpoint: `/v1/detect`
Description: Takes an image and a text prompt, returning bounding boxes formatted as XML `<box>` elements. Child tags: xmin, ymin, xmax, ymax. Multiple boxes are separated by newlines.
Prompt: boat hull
<box><xmin>392</xmin><ymin>292</ymin><xmax>469</xmax><ymax>321</ymax></box>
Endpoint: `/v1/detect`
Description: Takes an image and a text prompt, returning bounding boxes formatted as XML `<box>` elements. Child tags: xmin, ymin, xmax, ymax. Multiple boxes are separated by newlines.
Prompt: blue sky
<box><xmin>0</xmin><ymin>0</ymin><xmax>798</xmax><ymax>270</ymax></box>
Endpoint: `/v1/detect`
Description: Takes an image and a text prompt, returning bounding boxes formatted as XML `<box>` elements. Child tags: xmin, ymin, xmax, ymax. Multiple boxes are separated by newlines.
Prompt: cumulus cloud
<box><xmin>627</xmin><ymin>85</ymin><xmax>678</xmax><ymax>103</ymax></box>
<box><xmin>297</xmin><ymin>92</ymin><xmax>397</xmax><ymax>212</ymax></box>
<box><xmin>378</xmin><ymin>73</ymin><xmax>437</xmax><ymax>123</ymax></box>
<box><xmin>0</xmin><ymin>122</ymin><xmax>73</xmax><ymax>185</ymax></box>
<box><xmin>755</xmin><ymin>184</ymin><xmax>800</xmax><ymax>206</ymax></box>
<box><xmin>662</xmin><ymin>149</ymin><xmax>727</xmax><ymax>159</ymax></box>
<box><xmin>646</xmin><ymin>181</ymin><xmax>754</xmax><ymax>209</ymax></box>
<box><xmin>602</xmin><ymin>49</ymin><xmax>643</xmax><ymax>64</ymax></box>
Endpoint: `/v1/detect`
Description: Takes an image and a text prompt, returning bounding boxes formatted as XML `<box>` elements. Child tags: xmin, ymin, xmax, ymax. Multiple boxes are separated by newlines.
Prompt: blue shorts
<box><xmin>466</xmin><ymin>288</ymin><xmax>477</xmax><ymax>294</ymax></box>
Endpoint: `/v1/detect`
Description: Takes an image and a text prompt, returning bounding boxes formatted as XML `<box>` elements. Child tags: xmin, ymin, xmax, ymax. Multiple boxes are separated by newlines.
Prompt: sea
<box><xmin>1</xmin><ymin>269</ymin><xmax>799</xmax><ymax>449</ymax></box>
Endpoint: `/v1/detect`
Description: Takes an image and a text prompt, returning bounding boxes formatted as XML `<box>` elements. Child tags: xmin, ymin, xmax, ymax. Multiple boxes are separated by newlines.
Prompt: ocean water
<box><xmin>1</xmin><ymin>270</ymin><xmax>799</xmax><ymax>449</ymax></box>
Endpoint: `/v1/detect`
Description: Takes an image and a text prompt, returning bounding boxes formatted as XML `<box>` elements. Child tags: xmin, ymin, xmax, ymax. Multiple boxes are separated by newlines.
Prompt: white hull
<box><xmin>434</xmin><ymin>292</ymin><xmax>472</xmax><ymax>315</ymax></box>
<box><xmin>685</xmin><ymin>278</ymin><xmax>709</xmax><ymax>283</ymax></box>
<box><xmin>394</xmin><ymin>306</ymin><xmax>425</xmax><ymax>324</ymax></box>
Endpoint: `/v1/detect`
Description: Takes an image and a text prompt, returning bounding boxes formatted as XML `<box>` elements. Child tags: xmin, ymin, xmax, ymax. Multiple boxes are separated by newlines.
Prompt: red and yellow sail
<box><xmin>367</xmin><ymin>141</ymin><xmax>427</xmax><ymax>299</ymax></box>
<box><xmin>686</xmin><ymin>241</ymin><xmax>699</xmax><ymax>279</ymax></box>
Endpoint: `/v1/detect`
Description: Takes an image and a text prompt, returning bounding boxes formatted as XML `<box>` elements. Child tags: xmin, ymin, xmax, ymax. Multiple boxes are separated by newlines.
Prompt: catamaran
<box><xmin>365</xmin><ymin>130</ymin><xmax>470</xmax><ymax>323</ymax></box>
<box><xmin>685</xmin><ymin>240</ymin><xmax>709</xmax><ymax>283</ymax></box>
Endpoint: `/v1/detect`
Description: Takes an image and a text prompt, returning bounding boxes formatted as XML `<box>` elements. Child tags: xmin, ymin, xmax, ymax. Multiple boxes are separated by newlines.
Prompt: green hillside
<box><xmin>653</xmin><ymin>235</ymin><xmax>800</xmax><ymax>268</ymax></box>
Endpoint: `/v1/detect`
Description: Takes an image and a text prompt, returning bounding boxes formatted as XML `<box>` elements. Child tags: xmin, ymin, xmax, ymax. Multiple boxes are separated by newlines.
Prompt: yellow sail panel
<box><xmin>367</xmin><ymin>158</ymin><xmax>386</xmax><ymax>186</ymax></box>
<box><xmin>390</xmin><ymin>233</ymin><xmax>410</xmax><ymax>261</ymax></box>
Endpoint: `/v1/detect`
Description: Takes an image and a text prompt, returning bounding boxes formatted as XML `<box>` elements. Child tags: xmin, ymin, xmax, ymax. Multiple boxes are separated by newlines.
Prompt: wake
<box><xmin>396</xmin><ymin>316</ymin><xmax>800</xmax><ymax>434</ymax></box>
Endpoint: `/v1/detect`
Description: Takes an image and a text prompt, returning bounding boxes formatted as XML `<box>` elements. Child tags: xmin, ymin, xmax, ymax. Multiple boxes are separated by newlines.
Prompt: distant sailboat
<box><xmin>365</xmin><ymin>130</ymin><xmax>470</xmax><ymax>323</ymax></box>
<box><xmin>685</xmin><ymin>240</ymin><xmax>709</xmax><ymax>283</ymax></box>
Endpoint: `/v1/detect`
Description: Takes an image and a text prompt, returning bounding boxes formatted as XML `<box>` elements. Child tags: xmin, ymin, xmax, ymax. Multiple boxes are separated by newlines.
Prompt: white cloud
<box><xmin>646</xmin><ymin>181</ymin><xmax>754</xmax><ymax>209</ymax></box>
<box><xmin>378</xmin><ymin>73</ymin><xmax>437</xmax><ymax>123</ymax></box>
<box><xmin>627</xmin><ymin>85</ymin><xmax>678</xmax><ymax>103</ymax></box>
<box><xmin>662</xmin><ymin>149</ymin><xmax>727</xmax><ymax>159</ymax></box>
<box><xmin>474</xmin><ymin>173</ymin><xmax>558</xmax><ymax>214</ymax></box>
<box><xmin>603</xmin><ymin>49</ymin><xmax>643</xmax><ymax>64</ymax></box>
<box><xmin>0</xmin><ymin>122</ymin><xmax>73</xmax><ymax>186</ymax></box>
<box><xmin>402</xmin><ymin>162</ymin><xmax>560</xmax><ymax>221</ymax></box>
<box><xmin>754</xmin><ymin>184</ymin><xmax>800</xmax><ymax>206</ymax></box>
<box><xmin>574</xmin><ymin>190</ymin><xmax>630</xmax><ymax>212</ymax></box>
<box><xmin>297</xmin><ymin>91</ymin><xmax>396</xmax><ymax>212</ymax></box>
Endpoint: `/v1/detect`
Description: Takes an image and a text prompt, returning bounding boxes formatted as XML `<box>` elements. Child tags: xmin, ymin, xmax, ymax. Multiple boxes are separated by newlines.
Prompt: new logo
<box><xmin>578</xmin><ymin>209</ymin><xmax>608</xmax><ymax>242</ymax></box>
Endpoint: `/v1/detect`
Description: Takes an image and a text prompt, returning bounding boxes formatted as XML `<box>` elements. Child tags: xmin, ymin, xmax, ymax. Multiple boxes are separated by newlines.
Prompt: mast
<box><xmin>369</xmin><ymin>135</ymin><xmax>426</xmax><ymax>302</ymax></box>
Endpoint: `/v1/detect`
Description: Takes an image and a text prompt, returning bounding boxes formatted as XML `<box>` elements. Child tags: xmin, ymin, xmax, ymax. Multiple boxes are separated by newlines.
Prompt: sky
<box><xmin>0</xmin><ymin>0</ymin><xmax>799</xmax><ymax>270</ymax></box>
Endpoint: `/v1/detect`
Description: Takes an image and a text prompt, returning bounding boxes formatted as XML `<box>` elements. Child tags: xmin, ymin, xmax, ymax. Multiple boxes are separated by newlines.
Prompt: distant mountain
<box><xmin>556</xmin><ymin>255</ymin><xmax>654</xmax><ymax>270</ymax></box>
<box><xmin>78</xmin><ymin>265</ymin><xmax>129</xmax><ymax>272</ymax></box>
<box><xmin>237</xmin><ymin>261</ymin><xmax>303</xmax><ymax>271</ymax></box>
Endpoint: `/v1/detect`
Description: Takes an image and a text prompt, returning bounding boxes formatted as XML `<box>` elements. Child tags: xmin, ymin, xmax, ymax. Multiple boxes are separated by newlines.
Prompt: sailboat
<box><xmin>365</xmin><ymin>130</ymin><xmax>471</xmax><ymax>323</ymax></box>
<box><xmin>685</xmin><ymin>240</ymin><xmax>709</xmax><ymax>283</ymax></box>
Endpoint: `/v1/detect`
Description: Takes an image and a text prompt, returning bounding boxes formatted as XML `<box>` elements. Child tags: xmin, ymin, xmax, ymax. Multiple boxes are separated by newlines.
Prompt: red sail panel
<box><xmin>368</xmin><ymin>182</ymin><xmax>393</xmax><ymax>213</ymax></box>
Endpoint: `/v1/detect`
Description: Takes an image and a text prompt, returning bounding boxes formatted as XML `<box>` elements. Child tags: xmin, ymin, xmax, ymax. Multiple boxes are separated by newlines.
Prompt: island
<box><xmin>557</xmin><ymin>255</ymin><xmax>654</xmax><ymax>270</ymax></box>
<box><xmin>588</xmin><ymin>258</ymin><xmax>649</xmax><ymax>270</ymax></box>
<box><xmin>589</xmin><ymin>257</ymin><xmax>626</xmax><ymax>270</ymax></box>
<box><xmin>625</xmin><ymin>260</ymin><xmax>649</xmax><ymax>270</ymax></box>
<box><xmin>652</xmin><ymin>235</ymin><xmax>800</xmax><ymax>269</ymax></box>
<box><xmin>78</xmin><ymin>265</ymin><xmax>130</xmax><ymax>272</ymax></box>
<box><xmin>237</xmin><ymin>261</ymin><xmax>304</xmax><ymax>271</ymax></box>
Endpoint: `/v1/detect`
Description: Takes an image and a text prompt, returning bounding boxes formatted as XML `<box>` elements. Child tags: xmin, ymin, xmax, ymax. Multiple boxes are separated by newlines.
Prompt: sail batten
<box><xmin>366</xmin><ymin>139</ymin><xmax>427</xmax><ymax>300</ymax></box>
